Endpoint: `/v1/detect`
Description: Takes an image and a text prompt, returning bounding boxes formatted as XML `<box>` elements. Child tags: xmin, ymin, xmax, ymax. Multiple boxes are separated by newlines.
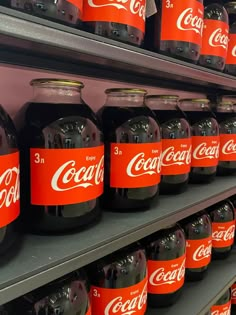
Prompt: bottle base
<box><xmin>217</xmin><ymin>166</ymin><xmax>236</xmax><ymax>176</ymax></box>
<box><xmin>148</xmin><ymin>290</ymin><xmax>182</xmax><ymax>308</ymax></box>
<box><xmin>83</xmin><ymin>22</ymin><xmax>144</xmax><ymax>47</ymax></box>
<box><xmin>23</xmin><ymin>206</ymin><xmax>102</xmax><ymax>234</ymax></box>
<box><xmin>100</xmin><ymin>195</ymin><xmax>158</xmax><ymax>212</ymax></box>
<box><xmin>225</xmin><ymin>65</ymin><xmax>236</xmax><ymax>76</ymax></box>
<box><xmin>185</xmin><ymin>268</ymin><xmax>208</xmax><ymax>281</ymax></box>
<box><xmin>158</xmin><ymin>41</ymin><xmax>200</xmax><ymax>64</ymax></box>
<box><xmin>212</xmin><ymin>248</ymin><xmax>232</xmax><ymax>260</ymax></box>
<box><xmin>160</xmin><ymin>180</ymin><xmax>188</xmax><ymax>195</ymax></box>
<box><xmin>189</xmin><ymin>172</ymin><xmax>216</xmax><ymax>184</ymax></box>
<box><xmin>199</xmin><ymin>56</ymin><xmax>225</xmax><ymax>72</ymax></box>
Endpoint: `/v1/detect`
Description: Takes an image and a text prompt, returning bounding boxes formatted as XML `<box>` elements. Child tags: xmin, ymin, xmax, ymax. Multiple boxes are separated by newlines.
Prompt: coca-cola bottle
<box><xmin>88</xmin><ymin>243</ymin><xmax>147</xmax><ymax>315</ymax></box>
<box><xmin>97</xmin><ymin>89</ymin><xmax>161</xmax><ymax>211</ymax></box>
<box><xmin>230</xmin><ymin>194</ymin><xmax>236</xmax><ymax>230</ymax></box>
<box><xmin>0</xmin><ymin>105</ymin><xmax>20</xmax><ymax>255</ymax></box>
<box><xmin>145</xmin><ymin>95</ymin><xmax>191</xmax><ymax>194</ymax></box>
<box><xmin>82</xmin><ymin>0</ymin><xmax>145</xmax><ymax>46</ymax></box>
<box><xmin>181</xmin><ymin>211</ymin><xmax>212</xmax><ymax>281</ymax></box>
<box><xmin>225</xmin><ymin>21</ymin><xmax>236</xmax><ymax>75</ymax></box>
<box><xmin>145</xmin><ymin>224</ymin><xmax>186</xmax><ymax>307</ymax></box>
<box><xmin>8</xmin><ymin>269</ymin><xmax>91</xmax><ymax>314</ymax></box>
<box><xmin>214</xmin><ymin>101</ymin><xmax>236</xmax><ymax>175</ymax></box>
<box><xmin>6</xmin><ymin>0</ymin><xmax>82</xmax><ymax>27</ymax></box>
<box><xmin>225</xmin><ymin>1</ymin><xmax>236</xmax><ymax>24</ymax></box>
<box><xmin>199</xmin><ymin>3</ymin><xmax>229</xmax><ymax>71</ymax></box>
<box><xmin>151</xmin><ymin>0</ymin><xmax>204</xmax><ymax>63</ymax></box>
<box><xmin>231</xmin><ymin>283</ymin><xmax>236</xmax><ymax>313</ymax></box>
<box><xmin>179</xmin><ymin>98</ymin><xmax>220</xmax><ymax>183</ymax></box>
<box><xmin>14</xmin><ymin>79</ymin><xmax>104</xmax><ymax>233</ymax></box>
<box><xmin>211</xmin><ymin>289</ymin><xmax>231</xmax><ymax>315</ymax></box>
<box><xmin>225</xmin><ymin>3</ymin><xmax>236</xmax><ymax>74</ymax></box>
<box><xmin>208</xmin><ymin>200</ymin><xmax>235</xmax><ymax>259</ymax></box>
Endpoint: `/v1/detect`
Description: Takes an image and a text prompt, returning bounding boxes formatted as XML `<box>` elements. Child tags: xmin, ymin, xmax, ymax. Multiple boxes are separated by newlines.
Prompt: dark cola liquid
<box><xmin>199</xmin><ymin>4</ymin><xmax>229</xmax><ymax>71</ymax></box>
<box><xmin>225</xmin><ymin>21</ymin><xmax>236</xmax><ymax>75</ymax></box>
<box><xmin>152</xmin><ymin>109</ymin><xmax>190</xmax><ymax>194</ymax></box>
<box><xmin>215</xmin><ymin>111</ymin><xmax>236</xmax><ymax>175</ymax></box>
<box><xmin>14</xmin><ymin>102</ymin><xmax>102</xmax><ymax>233</ymax></box>
<box><xmin>83</xmin><ymin>22</ymin><xmax>144</xmax><ymax>46</ymax></box>
<box><xmin>0</xmin><ymin>106</ymin><xmax>19</xmax><ymax>255</ymax></box>
<box><xmin>225</xmin><ymin>63</ymin><xmax>236</xmax><ymax>75</ymax></box>
<box><xmin>152</xmin><ymin>0</ymin><xmax>202</xmax><ymax>62</ymax></box>
<box><xmin>208</xmin><ymin>200</ymin><xmax>234</xmax><ymax>259</ymax></box>
<box><xmin>183</xmin><ymin>110</ymin><xmax>219</xmax><ymax>183</ymax></box>
<box><xmin>6</xmin><ymin>0</ymin><xmax>82</xmax><ymax>27</ymax></box>
<box><xmin>88</xmin><ymin>243</ymin><xmax>146</xmax><ymax>288</ymax></box>
<box><xmin>211</xmin><ymin>289</ymin><xmax>231</xmax><ymax>311</ymax></box>
<box><xmin>145</xmin><ymin>225</ymin><xmax>185</xmax><ymax>307</ymax></box>
<box><xmin>181</xmin><ymin>212</ymin><xmax>212</xmax><ymax>281</ymax></box>
<box><xmin>97</xmin><ymin>106</ymin><xmax>160</xmax><ymax>211</ymax></box>
<box><xmin>7</xmin><ymin>270</ymin><xmax>90</xmax><ymax>314</ymax></box>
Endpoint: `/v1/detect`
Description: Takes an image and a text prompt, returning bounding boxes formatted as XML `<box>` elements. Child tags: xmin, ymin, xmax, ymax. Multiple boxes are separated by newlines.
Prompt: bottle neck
<box><xmin>217</xmin><ymin>104</ymin><xmax>234</xmax><ymax>112</ymax></box>
<box><xmin>179</xmin><ymin>101</ymin><xmax>210</xmax><ymax>112</ymax></box>
<box><xmin>105</xmin><ymin>94</ymin><xmax>145</xmax><ymax>107</ymax></box>
<box><xmin>146</xmin><ymin>98</ymin><xmax>178</xmax><ymax>110</ymax></box>
<box><xmin>31</xmin><ymin>85</ymin><xmax>83</xmax><ymax>104</ymax></box>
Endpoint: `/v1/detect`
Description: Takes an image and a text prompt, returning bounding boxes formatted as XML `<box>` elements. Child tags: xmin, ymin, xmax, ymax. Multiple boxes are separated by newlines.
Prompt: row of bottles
<box><xmin>1</xmin><ymin>194</ymin><xmax>236</xmax><ymax>313</ymax></box>
<box><xmin>4</xmin><ymin>1</ymin><xmax>236</xmax><ymax>74</ymax></box>
<box><xmin>2</xmin><ymin>78</ymin><xmax>236</xmax><ymax>257</ymax></box>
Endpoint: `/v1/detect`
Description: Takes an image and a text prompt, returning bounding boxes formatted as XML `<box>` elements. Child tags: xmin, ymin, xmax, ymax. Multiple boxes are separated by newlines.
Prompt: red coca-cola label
<box><xmin>91</xmin><ymin>276</ymin><xmax>147</xmax><ymax>315</ymax></box>
<box><xmin>191</xmin><ymin>136</ymin><xmax>220</xmax><ymax>167</ymax></box>
<box><xmin>161</xmin><ymin>138</ymin><xmax>191</xmax><ymax>175</ymax></box>
<box><xmin>0</xmin><ymin>151</ymin><xmax>20</xmax><ymax>228</ymax></box>
<box><xmin>201</xmin><ymin>20</ymin><xmax>229</xmax><ymax>58</ymax></box>
<box><xmin>219</xmin><ymin>134</ymin><xmax>236</xmax><ymax>161</ymax></box>
<box><xmin>231</xmin><ymin>284</ymin><xmax>236</xmax><ymax>305</ymax></box>
<box><xmin>30</xmin><ymin>146</ymin><xmax>104</xmax><ymax>205</ymax></box>
<box><xmin>68</xmin><ymin>0</ymin><xmax>83</xmax><ymax>11</ymax></box>
<box><xmin>110</xmin><ymin>142</ymin><xmax>162</xmax><ymax>188</ymax></box>
<box><xmin>212</xmin><ymin>221</ymin><xmax>235</xmax><ymax>248</ymax></box>
<box><xmin>83</xmin><ymin>0</ymin><xmax>146</xmax><ymax>33</ymax></box>
<box><xmin>160</xmin><ymin>0</ymin><xmax>203</xmax><ymax>45</ymax></box>
<box><xmin>147</xmin><ymin>255</ymin><xmax>185</xmax><ymax>294</ymax></box>
<box><xmin>211</xmin><ymin>301</ymin><xmax>231</xmax><ymax>315</ymax></box>
<box><xmin>226</xmin><ymin>34</ymin><xmax>236</xmax><ymax>65</ymax></box>
<box><xmin>185</xmin><ymin>237</ymin><xmax>212</xmax><ymax>268</ymax></box>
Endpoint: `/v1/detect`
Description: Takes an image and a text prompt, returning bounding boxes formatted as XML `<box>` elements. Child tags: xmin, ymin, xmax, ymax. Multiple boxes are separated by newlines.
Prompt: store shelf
<box><xmin>0</xmin><ymin>177</ymin><xmax>235</xmax><ymax>305</ymax></box>
<box><xmin>148</xmin><ymin>250</ymin><xmax>236</xmax><ymax>315</ymax></box>
<box><xmin>0</xmin><ymin>6</ymin><xmax>235</xmax><ymax>93</ymax></box>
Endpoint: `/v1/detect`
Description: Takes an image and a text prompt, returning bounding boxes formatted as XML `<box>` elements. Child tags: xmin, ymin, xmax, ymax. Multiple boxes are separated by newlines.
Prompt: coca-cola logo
<box><xmin>212</xmin><ymin>225</ymin><xmax>235</xmax><ymax>242</ymax></box>
<box><xmin>162</xmin><ymin>145</ymin><xmax>191</xmax><ymax>167</ymax></box>
<box><xmin>209</xmin><ymin>28</ymin><xmax>229</xmax><ymax>49</ymax></box>
<box><xmin>193</xmin><ymin>142</ymin><xmax>219</xmax><ymax>160</ymax></box>
<box><xmin>212</xmin><ymin>308</ymin><xmax>231</xmax><ymax>315</ymax></box>
<box><xmin>87</xmin><ymin>0</ymin><xmax>145</xmax><ymax>20</ymax></box>
<box><xmin>104</xmin><ymin>282</ymin><xmax>147</xmax><ymax>315</ymax></box>
<box><xmin>176</xmin><ymin>8</ymin><xmax>203</xmax><ymax>35</ymax></box>
<box><xmin>0</xmin><ymin>166</ymin><xmax>20</xmax><ymax>209</ymax></box>
<box><xmin>222</xmin><ymin>140</ymin><xmax>236</xmax><ymax>155</ymax></box>
<box><xmin>126</xmin><ymin>152</ymin><xmax>161</xmax><ymax>177</ymax></box>
<box><xmin>231</xmin><ymin>44</ymin><xmax>236</xmax><ymax>57</ymax></box>
<box><xmin>192</xmin><ymin>243</ymin><xmax>212</xmax><ymax>262</ymax></box>
<box><xmin>51</xmin><ymin>156</ymin><xmax>104</xmax><ymax>191</ymax></box>
<box><xmin>149</xmin><ymin>259</ymin><xmax>185</xmax><ymax>286</ymax></box>
<box><xmin>232</xmin><ymin>287</ymin><xmax>236</xmax><ymax>298</ymax></box>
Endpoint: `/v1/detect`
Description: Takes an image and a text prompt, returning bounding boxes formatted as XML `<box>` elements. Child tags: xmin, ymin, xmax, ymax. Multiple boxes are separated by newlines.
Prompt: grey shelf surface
<box><xmin>148</xmin><ymin>250</ymin><xmax>236</xmax><ymax>315</ymax></box>
<box><xmin>0</xmin><ymin>6</ymin><xmax>236</xmax><ymax>93</ymax></box>
<box><xmin>0</xmin><ymin>177</ymin><xmax>235</xmax><ymax>305</ymax></box>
